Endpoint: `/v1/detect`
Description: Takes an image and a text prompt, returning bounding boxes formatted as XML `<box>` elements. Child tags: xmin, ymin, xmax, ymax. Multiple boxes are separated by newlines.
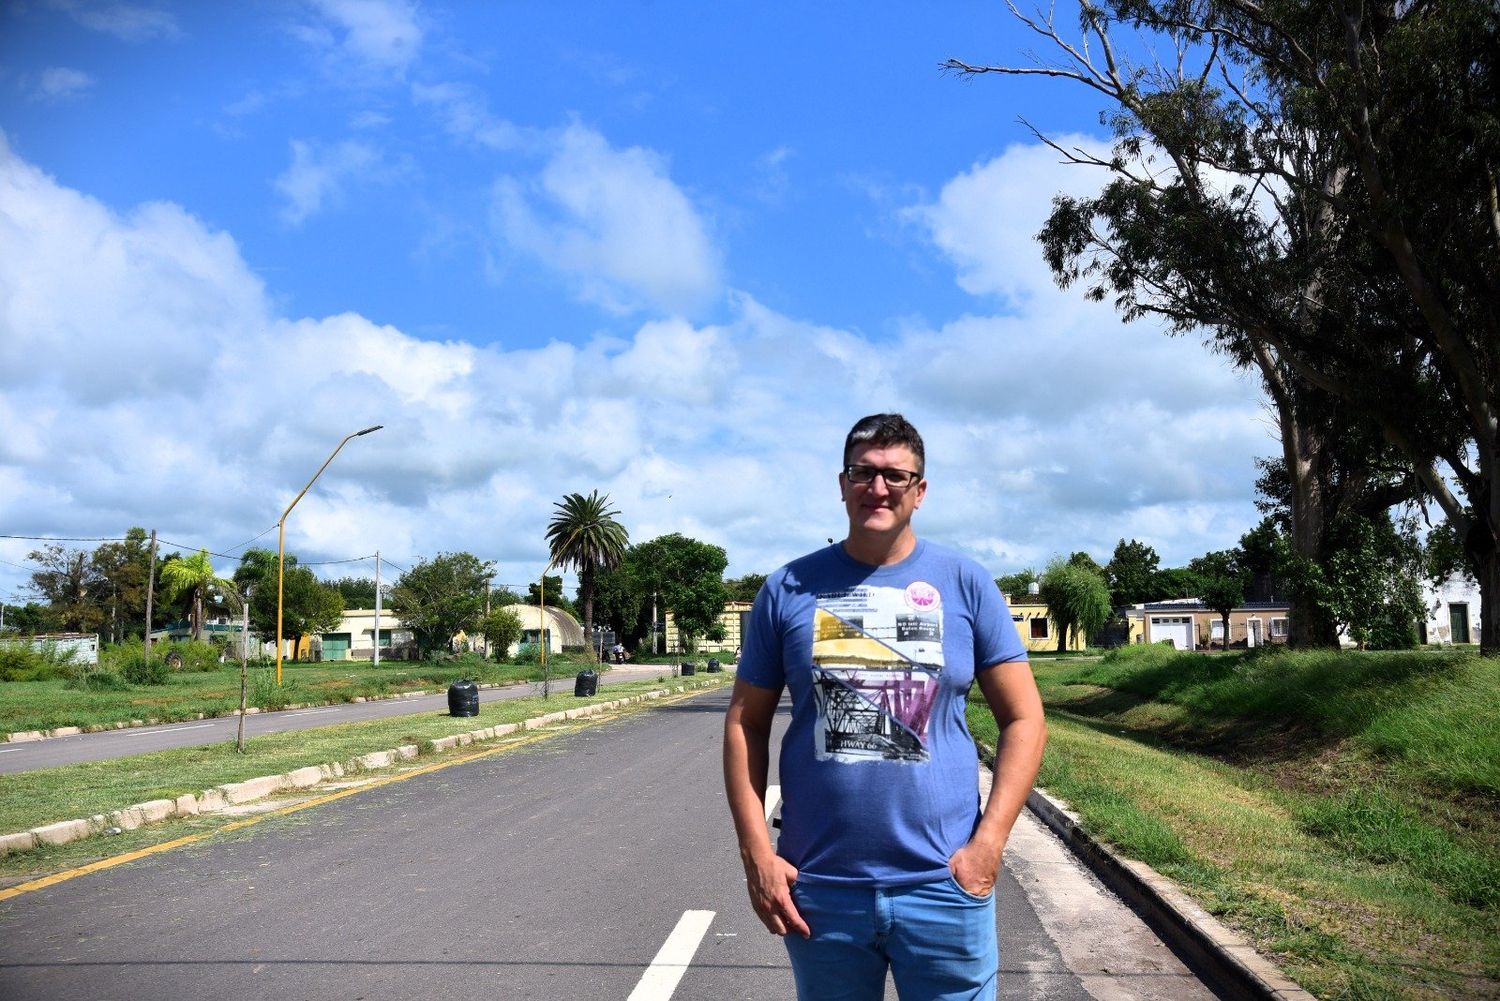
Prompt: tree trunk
<box><xmin>1251</xmin><ymin>341</ymin><xmax>1341</xmax><ymax>649</ymax></box>
<box><xmin>1472</xmin><ymin>525</ymin><xmax>1500</xmax><ymax>655</ymax></box>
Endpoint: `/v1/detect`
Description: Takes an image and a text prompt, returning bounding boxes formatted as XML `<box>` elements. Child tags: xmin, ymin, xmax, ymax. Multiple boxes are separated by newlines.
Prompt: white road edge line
<box><xmin>627</xmin><ymin>909</ymin><xmax>715</xmax><ymax>1001</ymax></box>
<box><xmin>284</xmin><ymin>709</ymin><xmax>339</xmax><ymax>717</ymax></box>
<box><xmin>764</xmin><ymin>784</ymin><xmax>780</xmax><ymax>824</ymax></box>
<box><xmin>124</xmin><ymin>723</ymin><xmax>216</xmax><ymax>737</ymax></box>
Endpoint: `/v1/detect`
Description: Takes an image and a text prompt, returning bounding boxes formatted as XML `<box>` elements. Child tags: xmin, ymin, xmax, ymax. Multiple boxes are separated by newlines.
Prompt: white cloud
<box><xmin>47</xmin><ymin>0</ymin><xmax>180</xmax><ymax>42</ymax></box>
<box><xmin>28</xmin><ymin>66</ymin><xmax>94</xmax><ymax>102</ymax></box>
<box><xmin>273</xmin><ymin>138</ymin><xmax>388</xmax><ymax>225</ymax></box>
<box><xmin>904</xmin><ymin>134</ymin><xmax>1116</xmax><ymax>308</ymax></box>
<box><xmin>491</xmin><ymin>124</ymin><xmax>720</xmax><ymax>316</ymax></box>
<box><xmin>410</xmin><ymin>82</ymin><xmax>526</xmax><ymax>152</ymax></box>
<box><xmin>0</xmin><ymin>134</ymin><xmax>1271</xmax><ymax>606</ymax></box>
<box><xmin>296</xmin><ymin>0</ymin><xmax>423</xmax><ymax>78</ymax></box>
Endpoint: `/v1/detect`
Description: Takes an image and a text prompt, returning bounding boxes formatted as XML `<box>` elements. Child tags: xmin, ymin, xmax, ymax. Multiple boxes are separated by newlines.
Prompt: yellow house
<box><xmin>664</xmin><ymin>600</ymin><xmax>753</xmax><ymax>655</ymax></box>
<box><xmin>1004</xmin><ymin>597</ymin><xmax>1086</xmax><ymax>653</ymax></box>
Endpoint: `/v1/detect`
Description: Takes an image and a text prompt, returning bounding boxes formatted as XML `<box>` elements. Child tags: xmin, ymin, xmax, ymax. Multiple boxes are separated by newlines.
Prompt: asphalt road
<box><xmin>0</xmin><ymin>664</ymin><xmax>675</xmax><ymax>773</ymax></box>
<box><xmin>0</xmin><ymin>686</ymin><xmax>1223</xmax><ymax>1000</ymax></box>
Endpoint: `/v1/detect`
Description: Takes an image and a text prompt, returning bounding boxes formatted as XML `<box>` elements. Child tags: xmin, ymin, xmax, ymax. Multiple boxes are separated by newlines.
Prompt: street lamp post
<box><xmin>536</xmin><ymin>526</ymin><xmax>582</xmax><ymax>700</ymax></box>
<box><xmin>537</xmin><ymin>553</ymin><xmax>561</xmax><ymax>700</ymax></box>
<box><xmin>276</xmin><ymin>425</ymin><xmax>383</xmax><ymax>685</ymax></box>
<box><xmin>238</xmin><ymin>584</ymin><xmax>252</xmax><ymax>754</ymax></box>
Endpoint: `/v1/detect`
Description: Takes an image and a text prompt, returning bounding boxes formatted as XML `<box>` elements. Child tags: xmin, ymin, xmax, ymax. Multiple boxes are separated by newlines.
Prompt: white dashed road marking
<box><xmin>764</xmin><ymin>784</ymin><xmax>780</xmax><ymax>823</ymax></box>
<box><xmin>124</xmin><ymin>724</ymin><xmax>215</xmax><ymax>737</ymax></box>
<box><xmin>627</xmin><ymin>909</ymin><xmax>715</xmax><ymax>1001</ymax></box>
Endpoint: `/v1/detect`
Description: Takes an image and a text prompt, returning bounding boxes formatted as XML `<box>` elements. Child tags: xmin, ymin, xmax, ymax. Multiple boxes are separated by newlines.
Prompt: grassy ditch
<box><xmin>0</xmin><ymin>673</ymin><xmax>725</xmax><ymax>862</ymax></box>
<box><xmin>0</xmin><ymin>653</ymin><xmax>616</xmax><ymax>738</ymax></box>
<box><xmin>969</xmin><ymin>645</ymin><xmax>1499</xmax><ymax>1000</ymax></box>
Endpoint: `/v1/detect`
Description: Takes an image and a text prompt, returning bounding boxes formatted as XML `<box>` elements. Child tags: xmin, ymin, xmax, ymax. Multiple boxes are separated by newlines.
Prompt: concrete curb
<box><xmin>1026</xmin><ymin>788</ymin><xmax>1315</xmax><ymax>1001</ymax></box>
<box><xmin>0</xmin><ymin>675</ymin><xmax>730</xmax><ymax>860</ymax></box>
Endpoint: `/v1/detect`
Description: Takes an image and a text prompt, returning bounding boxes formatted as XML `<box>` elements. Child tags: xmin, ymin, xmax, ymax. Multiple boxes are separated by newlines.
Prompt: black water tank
<box><xmin>680</xmin><ymin>662</ymin><xmax>696</xmax><ymax>676</ymax></box>
<box><xmin>574</xmin><ymin>670</ymin><xmax>598</xmax><ymax>697</ymax></box>
<box><xmin>447</xmin><ymin>679</ymin><xmax>479</xmax><ymax>717</ymax></box>
<box><xmin>706</xmin><ymin>658</ymin><xmax>721</xmax><ymax>673</ymax></box>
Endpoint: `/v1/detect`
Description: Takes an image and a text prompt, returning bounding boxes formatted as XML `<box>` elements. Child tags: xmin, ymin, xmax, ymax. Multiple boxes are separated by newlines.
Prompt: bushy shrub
<box><xmin>121</xmin><ymin>650</ymin><xmax>169</xmax><ymax>685</ymax></box>
<box><xmin>65</xmin><ymin>668</ymin><xmax>130</xmax><ymax>691</ymax></box>
<box><xmin>251</xmin><ymin>669</ymin><xmax>300</xmax><ymax>711</ymax></box>
<box><xmin>0</xmin><ymin>641</ymin><xmax>78</xmax><ymax>682</ymax></box>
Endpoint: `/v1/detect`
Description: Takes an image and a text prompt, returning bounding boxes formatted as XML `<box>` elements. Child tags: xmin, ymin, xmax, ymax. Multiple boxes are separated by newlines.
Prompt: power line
<box><xmin>223</xmin><ymin>524</ymin><xmax>279</xmax><ymax>553</ymax></box>
<box><xmin>0</xmin><ymin>534</ymin><xmax>129</xmax><ymax>542</ymax></box>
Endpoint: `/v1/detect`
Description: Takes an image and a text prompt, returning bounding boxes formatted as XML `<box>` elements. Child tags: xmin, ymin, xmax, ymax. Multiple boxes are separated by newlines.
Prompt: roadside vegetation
<box><xmin>0</xmin><ymin>642</ymin><xmax>624</xmax><ymax>739</ymax></box>
<box><xmin>969</xmin><ymin>645</ymin><xmax>1499</xmax><ymax>1000</ymax></box>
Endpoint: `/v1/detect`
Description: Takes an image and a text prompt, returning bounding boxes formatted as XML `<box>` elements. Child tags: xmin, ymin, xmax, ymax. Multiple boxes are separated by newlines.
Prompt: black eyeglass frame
<box><xmin>843</xmin><ymin>464</ymin><xmax>924</xmax><ymax>488</ymax></box>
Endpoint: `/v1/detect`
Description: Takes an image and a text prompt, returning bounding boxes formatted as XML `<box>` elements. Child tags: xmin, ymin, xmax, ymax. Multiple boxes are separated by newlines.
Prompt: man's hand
<box><xmin>948</xmin><ymin>837</ymin><xmax>1002</xmax><ymax>898</ymax></box>
<box><xmin>743</xmin><ymin>850</ymin><xmax>810</xmax><ymax>938</ymax></box>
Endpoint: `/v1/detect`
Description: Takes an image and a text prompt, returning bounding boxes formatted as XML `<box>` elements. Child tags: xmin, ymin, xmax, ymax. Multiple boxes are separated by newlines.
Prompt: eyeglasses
<box><xmin>844</xmin><ymin>464</ymin><xmax>923</xmax><ymax>488</ymax></box>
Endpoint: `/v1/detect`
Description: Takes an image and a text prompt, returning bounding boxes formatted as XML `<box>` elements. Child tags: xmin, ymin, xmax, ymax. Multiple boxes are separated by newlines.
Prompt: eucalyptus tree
<box><xmin>546</xmin><ymin>490</ymin><xmax>629</xmax><ymax>658</ymax></box>
<box><xmin>947</xmin><ymin>0</ymin><xmax>1499</xmax><ymax>649</ymax></box>
<box><xmin>26</xmin><ymin>543</ymin><xmax>106</xmax><ymax>634</ymax></box>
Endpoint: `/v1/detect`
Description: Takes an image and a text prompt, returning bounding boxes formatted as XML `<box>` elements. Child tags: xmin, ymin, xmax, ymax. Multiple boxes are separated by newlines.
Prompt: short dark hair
<box><xmin>843</xmin><ymin>413</ymin><xmax>925</xmax><ymax>473</ymax></box>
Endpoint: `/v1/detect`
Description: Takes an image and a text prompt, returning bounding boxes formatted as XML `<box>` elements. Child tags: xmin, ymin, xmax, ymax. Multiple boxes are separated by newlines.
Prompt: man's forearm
<box><xmin>974</xmin><ymin>714</ymin><xmax>1046</xmax><ymax>851</ymax></box>
<box><xmin>723</xmin><ymin>717</ymin><xmax>775</xmax><ymax>861</ymax></box>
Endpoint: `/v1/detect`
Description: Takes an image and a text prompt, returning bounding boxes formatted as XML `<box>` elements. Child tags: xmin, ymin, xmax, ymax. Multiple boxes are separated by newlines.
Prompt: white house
<box><xmin>1420</xmin><ymin>573</ymin><xmax>1481</xmax><ymax>645</ymax></box>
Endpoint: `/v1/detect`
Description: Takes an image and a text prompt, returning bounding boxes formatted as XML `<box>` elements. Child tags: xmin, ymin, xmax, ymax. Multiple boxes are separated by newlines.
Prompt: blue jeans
<box><xmin>784</xmin><ymin>877</ymin><xmax>998</xmax><ymax>1000</ymax></box>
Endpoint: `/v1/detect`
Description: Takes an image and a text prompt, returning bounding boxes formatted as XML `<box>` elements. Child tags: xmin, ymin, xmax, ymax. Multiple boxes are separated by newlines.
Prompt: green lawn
<box><xmin>969</xmin><ymin>645</ymin><xmax>1499</xmax><ymax>1000</ymax></box>
<box><xmin>0</xmin><ymin>654</ymin><xmax>618</xmax><ymax>738</ymax></box>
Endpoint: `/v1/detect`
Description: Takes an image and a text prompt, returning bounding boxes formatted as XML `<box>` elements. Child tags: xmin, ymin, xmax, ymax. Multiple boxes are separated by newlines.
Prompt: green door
<box><xmin>1450</xmin><ymin>605</ymin><xmax>1471</xmax><ymax>644</ymax></box>
<box><xmin>321</xmin><ymin>633</ymin><xmax>351</xmax><ymax>661</ymax></box>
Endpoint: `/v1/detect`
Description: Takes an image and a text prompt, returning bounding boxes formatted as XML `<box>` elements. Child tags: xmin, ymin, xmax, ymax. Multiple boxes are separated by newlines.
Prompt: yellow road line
<box><xmin>0</xmin><ymin>685</ymin><xmax>717</xmax><ymax>904</ymax></box>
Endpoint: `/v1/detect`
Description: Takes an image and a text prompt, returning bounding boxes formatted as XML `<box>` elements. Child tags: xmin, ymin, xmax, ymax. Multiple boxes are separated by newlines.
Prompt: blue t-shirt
<box><xmin>737</xmin><ymin>539</ymin><xmax>1028</xmax><ymax>886</ymax></box>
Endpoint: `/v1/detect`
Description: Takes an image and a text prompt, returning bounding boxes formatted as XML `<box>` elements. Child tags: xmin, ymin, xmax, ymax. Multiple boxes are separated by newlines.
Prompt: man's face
<box><xmin>840</xmin><ymin>443</ymin><xmax>926</xmax><ymax>537</ymax></box>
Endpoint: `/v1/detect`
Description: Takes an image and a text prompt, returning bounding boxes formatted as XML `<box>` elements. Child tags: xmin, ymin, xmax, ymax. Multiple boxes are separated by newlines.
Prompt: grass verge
<box><xmin>970</xmin><ymin>647</ymin><xmax>1499</xmax><ymax>1000</ymax></box>
<box><xmin>0</xmin><ymin>654</ymin><xmax>622</xmax><ymax>737</ymax></box>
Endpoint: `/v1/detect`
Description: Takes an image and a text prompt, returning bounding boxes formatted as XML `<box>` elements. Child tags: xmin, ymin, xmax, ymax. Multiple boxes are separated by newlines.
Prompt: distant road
<box><xmin>0</xmin><ymin>664</ymin><xmax>682</xmax><ymax>773</ymax></box>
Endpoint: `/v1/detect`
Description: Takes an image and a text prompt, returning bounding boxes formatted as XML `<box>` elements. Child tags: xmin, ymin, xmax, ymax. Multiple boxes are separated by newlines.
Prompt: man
<box><xmin>723</xmin><ymin>413</ymin><xmax>1046</xmax><ymax>1000</ymax></box>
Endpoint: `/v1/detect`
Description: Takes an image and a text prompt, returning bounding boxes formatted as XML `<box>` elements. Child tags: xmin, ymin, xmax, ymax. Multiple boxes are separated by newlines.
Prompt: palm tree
<box><xmin>159</xmin><ymin>549</ymin><xmax>238</xmax><ymax>642</ymax></box>
<box><xmin>546</xmin><ymin>490</ymin><xmax>629</xmax><ymax>660</ymax></box>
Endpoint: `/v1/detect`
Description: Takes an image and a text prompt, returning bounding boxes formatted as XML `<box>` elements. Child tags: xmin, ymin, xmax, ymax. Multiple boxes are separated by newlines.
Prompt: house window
<box><xmin>1029</xmin><ymin>618</ymin><xmax>1049</xmax><ymax>640</ymax></box>
<box><xmin>1210</xmin><ymin>620</ymin><xmax>1225</xmax><ymax>641</ymax></box>
<box><xmin>1270</xmin><ymin>618</ymin><xmax>1288</xmax><ymax>638</ymax></box>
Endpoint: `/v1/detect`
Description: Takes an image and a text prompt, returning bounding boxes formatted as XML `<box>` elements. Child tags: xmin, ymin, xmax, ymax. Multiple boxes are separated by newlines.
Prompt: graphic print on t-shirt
<box><xmin>810</xmin><ymin>582</ymin><xmax>944</xmax><ymax>763</ymax></box>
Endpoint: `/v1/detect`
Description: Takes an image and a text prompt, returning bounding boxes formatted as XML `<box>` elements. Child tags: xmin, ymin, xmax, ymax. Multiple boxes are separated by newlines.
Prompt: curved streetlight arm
<box><xmin>276</xmin><ymin>425</ymin><xmax>383</xmax><ymax>685</ymax></box>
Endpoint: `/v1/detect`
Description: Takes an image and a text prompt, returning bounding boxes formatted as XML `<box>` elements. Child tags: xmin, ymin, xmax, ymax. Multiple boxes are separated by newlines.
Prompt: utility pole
<box><xmin>372</xmin><ymin>550</ymin><xmax>381</xmax><ymax>668</ymax></box>
<box><xmin>143</xmin><ymin>529</ymin><xmax>158</xmax><ymax>665</ymax></box>
<box><xmin>483</xmin><ymin>572</ymin><xmax>493</xmax><ymax>659</ymax></box>
<box><xmin>237</xmin><ymin>585</ymin><xmax>251</xmax><ymax>753</ymax></box>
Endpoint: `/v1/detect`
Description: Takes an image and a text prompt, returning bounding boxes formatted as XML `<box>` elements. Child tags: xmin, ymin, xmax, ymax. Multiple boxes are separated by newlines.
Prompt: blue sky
<box><xmin>0</xmin><ymin>0</ymin><xmax>1268</xmax><ymax>603</ymax></box>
